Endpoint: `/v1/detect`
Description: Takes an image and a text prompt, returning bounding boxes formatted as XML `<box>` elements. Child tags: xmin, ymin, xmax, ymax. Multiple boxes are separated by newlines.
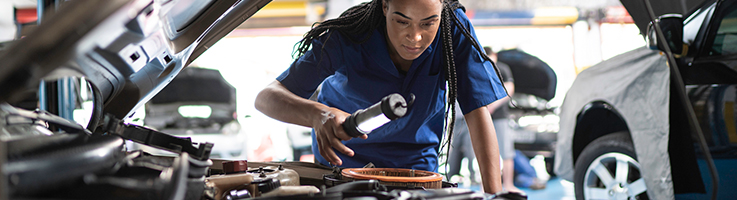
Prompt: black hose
<box><xmin>5</xmin><ymin>135</ymin><xmax>126</xmax><ymax>196</ymax></box>
<box><xmin>325</xmin><ymin>180</ymin><xmax>385</xmax><ymax>193</ymax></box>
<box><xmin>641</xmin><ymin>0</ymin><xmax>718</xmax><ymax>199</ymax></box>
<box><xmin>86</xmin><ymin>81</ymin><xmax>102</xmax><ymax>133</ymax></box>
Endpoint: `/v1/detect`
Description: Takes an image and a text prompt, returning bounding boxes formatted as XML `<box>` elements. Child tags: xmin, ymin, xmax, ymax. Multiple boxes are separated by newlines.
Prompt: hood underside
<box><xmin>0</xmin><ymin>0</ymin><xmax>270</xmax><ymax>119</ymax></box>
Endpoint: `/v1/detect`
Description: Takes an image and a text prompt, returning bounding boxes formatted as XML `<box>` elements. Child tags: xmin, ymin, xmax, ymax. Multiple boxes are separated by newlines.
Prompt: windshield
<box><xmin>707</xmin><ymin>6</ymin><xmax>737</xmax><ymax>56</ymax></box>
<box><xmin>684</xmin><ymin>4</ymin><xmax>715</xmax><ymax>45</ymax></box>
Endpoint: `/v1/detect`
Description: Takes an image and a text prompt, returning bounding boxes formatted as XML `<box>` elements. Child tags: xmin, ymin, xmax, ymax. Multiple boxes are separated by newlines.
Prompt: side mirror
<box><xmin>647</xmin><ymin>14</ymin><xmax>684</xmax><ymax>54</ymax></box>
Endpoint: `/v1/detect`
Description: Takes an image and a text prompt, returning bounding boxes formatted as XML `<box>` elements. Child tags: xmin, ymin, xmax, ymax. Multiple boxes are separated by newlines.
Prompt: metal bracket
<box><xmin>100</xmin><ymin>114</ymin><xmax>213</xmax><ymax>160</ymax></box>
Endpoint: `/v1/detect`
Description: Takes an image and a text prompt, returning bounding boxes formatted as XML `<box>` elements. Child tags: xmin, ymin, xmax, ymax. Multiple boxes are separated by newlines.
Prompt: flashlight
<box><xmin>342</xmin><ymin>93</ymin><xmax>414</xmax><ymax>138</ymax></box>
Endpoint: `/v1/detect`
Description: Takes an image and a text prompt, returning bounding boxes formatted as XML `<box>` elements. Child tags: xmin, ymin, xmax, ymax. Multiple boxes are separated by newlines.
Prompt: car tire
<box><xmin>574</xmin><ymin>131</ymin><xmax>648</xmax><ymax>200</ymax></box>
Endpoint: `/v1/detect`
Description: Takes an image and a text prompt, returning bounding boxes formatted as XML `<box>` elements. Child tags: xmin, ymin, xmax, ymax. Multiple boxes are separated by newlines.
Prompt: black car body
<box><xmin>556</xmin><ymin>0</ymin><xmax>737</xmax><ymax>199</ymax></box>
<box><xmin>497</xmin><ymin>49</ymin><xmax>558</xmax><ymax>174</ymax></box>
<box><xmin>141</xmin><ymin>67</ymin><xmax>249</xmax><ymax>159</ymax></box>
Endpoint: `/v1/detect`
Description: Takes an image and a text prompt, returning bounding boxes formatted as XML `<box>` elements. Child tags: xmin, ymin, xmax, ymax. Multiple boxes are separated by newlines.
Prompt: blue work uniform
<box><xmin>276</xmin><ymin>8</ymin><xmax>506</xmax><ymax>172</ymax></box>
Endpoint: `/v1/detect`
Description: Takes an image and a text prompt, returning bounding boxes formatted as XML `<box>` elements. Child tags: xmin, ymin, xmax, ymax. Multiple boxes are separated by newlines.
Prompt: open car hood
<box><xmin>145</xmin><ymin>67</ymin><xmax>237</xmax><ymax>131</ymax></box>
<box><xmin>497</xmin><ymin>49</ymin><xmax>557</xmax><ymax>101</ymax></box>
<box><xmin>0</xmin><ymin>0</ymin><xmax>270</xmax><ymax>119</ymax></box>
<box><xmin>620</xmin><ymin>0</ymin><xmax>707</xmax><ymax>36</ymax></box>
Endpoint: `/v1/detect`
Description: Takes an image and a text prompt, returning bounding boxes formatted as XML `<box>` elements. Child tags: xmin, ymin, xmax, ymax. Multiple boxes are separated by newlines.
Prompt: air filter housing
<box><xmin>341</xmin><ymin>168</ymin><xmax>443</xmax><ymax>189</ymax></box>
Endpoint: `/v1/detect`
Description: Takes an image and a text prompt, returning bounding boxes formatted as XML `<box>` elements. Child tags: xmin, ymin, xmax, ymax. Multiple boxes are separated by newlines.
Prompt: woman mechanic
<box><xmin>255</xmin><ymin>0</ymin><xmax>507</xmax><ymax>193</ymax></box>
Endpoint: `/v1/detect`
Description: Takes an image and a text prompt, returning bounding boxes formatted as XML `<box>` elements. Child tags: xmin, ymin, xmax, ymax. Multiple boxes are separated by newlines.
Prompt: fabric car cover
<box><xmin>554</xmin><ymin>47</ymin><xmax>674</xmax><ymax>199</ymax></box>
<box><xmin>497</xmin><ymin>49</ymin><xmax>557</xmax><ymax>101</ymax></box>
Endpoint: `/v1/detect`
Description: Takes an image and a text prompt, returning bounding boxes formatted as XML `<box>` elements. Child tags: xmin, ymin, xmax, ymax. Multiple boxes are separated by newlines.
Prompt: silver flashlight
<box><xmin>342</xmin><ymin>93</ymin><xmax>414</xmax><ymax>138</ymax></box>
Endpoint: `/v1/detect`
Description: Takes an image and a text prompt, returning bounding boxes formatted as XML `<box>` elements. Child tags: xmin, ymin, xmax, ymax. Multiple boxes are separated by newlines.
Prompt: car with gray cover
<box><xmin>555</xmin><ymin>0</ymin><xmax>737</xmax><ymax>199</ymax></box>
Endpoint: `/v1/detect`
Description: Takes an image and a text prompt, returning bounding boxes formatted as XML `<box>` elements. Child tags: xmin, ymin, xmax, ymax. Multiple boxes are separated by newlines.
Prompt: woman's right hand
<box><xmin>312</xmin><ymin>107</ymin><xmax>368</xmax><ymax>166</ymax></box>
<box><xmin>255</xmin><ymin>81</ymin><xmax>368</xmax><ymax>166</ymax></box>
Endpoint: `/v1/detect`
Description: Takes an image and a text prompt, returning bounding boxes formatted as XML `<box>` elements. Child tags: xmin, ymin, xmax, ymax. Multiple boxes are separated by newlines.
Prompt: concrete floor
<box><xmin>457</xmin><ymin>158</ymin><xmax>737</xmax><ymax>200</ymax></box>
<box><xmin>458</xmin><ymin>176</ymin><xmax>575</xmax><ymax>200</ymax></box>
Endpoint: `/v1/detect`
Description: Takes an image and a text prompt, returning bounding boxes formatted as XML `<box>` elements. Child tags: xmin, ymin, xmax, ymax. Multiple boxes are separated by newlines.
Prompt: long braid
<box><xmin>439</xmin><ymin>0</ymin><xmax>458</xmax><ymax>178</ymax></box>
<box><xmin>440</xmin><ymin>0</ymin><xmax>513</xmax><ymax>180</ymax></box>
<box><xmin>447</xmin><ymin>6</ymin><xmax>510</xmax><ymax>97</ymax></box>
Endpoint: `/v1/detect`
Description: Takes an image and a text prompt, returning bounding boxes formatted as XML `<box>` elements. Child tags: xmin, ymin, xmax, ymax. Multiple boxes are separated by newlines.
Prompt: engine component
<box><xmin>253</xmin><ymin>178</ymin><xmax>280</xmax><ymax>195</ymax></box>
<box><xmin>4</xmin><ymin>134</ymin><xmax>126</xmax><ymax>196</ymax></box>
<box><xmin>225</xmin><ymin>188</ymin><xmax>252</xmax><ymax>200</ymax></box>
<box><xmin>206</xmin><ymin>173</ymin><xmax>255</xmax><ymax>200</ymax></box>
<box><xmin>223</xmin><ymin>160</ymin><xmax>249</xmax><ymax>174</ymax></box>
<box><xmin>207</xmin><ymin>164</ymin><xmax>301</xmax><ymax>200</ymax></box>
<box><xmin>260</xmin><ymin>185</ymin><xmax>320</xmax><ymax>198</ymax></box>
<box><xmin>247</xmin><ymin>165</ymin><xmax>300</xmax><ymax>187</ymax></box>
<box><xmin>340</xmin><ymin>168</ymin><xmax>443</xmax><ymax>189</ymax></box>
<box><xmin>99</xmin><ymin>113</ymin><xmax>214</xmax><ymax>161</ymax></box>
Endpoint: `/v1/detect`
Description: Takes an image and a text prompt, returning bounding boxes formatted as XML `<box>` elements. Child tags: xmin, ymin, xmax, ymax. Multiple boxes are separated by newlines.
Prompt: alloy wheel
<box><xmin>582</xmin><ymin>152</ymin><xmax>647</xmax><ymax>200</ymax></box>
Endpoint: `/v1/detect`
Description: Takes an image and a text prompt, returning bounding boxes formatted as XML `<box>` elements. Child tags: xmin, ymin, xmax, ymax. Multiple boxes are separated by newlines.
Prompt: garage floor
<box><xmin>459</xmin><ymin>159</ymin><xmax>737</xmax><ymax>199</ymax></box>
<box><xmin>459</xmin><ymin>177</ymin><xmax>575</xmax><ymax>199</ymax></box>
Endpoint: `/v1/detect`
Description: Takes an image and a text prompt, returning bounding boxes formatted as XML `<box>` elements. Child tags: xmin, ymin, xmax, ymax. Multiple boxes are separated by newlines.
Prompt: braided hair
<box><xmin>295</xmin><ymin>0</ymin><xmax>509</xmax><ymax>176</ymax></box>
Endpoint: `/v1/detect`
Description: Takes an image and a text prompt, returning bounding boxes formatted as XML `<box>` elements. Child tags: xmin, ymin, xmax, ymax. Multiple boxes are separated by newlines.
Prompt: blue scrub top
<box><xmin>276</xmin><ymin>8</ymin><xmax>506</xmax><ymax>172</ymax></box>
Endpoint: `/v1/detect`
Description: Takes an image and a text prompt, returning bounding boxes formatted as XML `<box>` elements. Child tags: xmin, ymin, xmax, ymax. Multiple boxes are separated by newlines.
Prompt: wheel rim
<box><xmin>583</xmin><ymin>152</ymin><xmax>647</xmax><ymax>200</ymax></box>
